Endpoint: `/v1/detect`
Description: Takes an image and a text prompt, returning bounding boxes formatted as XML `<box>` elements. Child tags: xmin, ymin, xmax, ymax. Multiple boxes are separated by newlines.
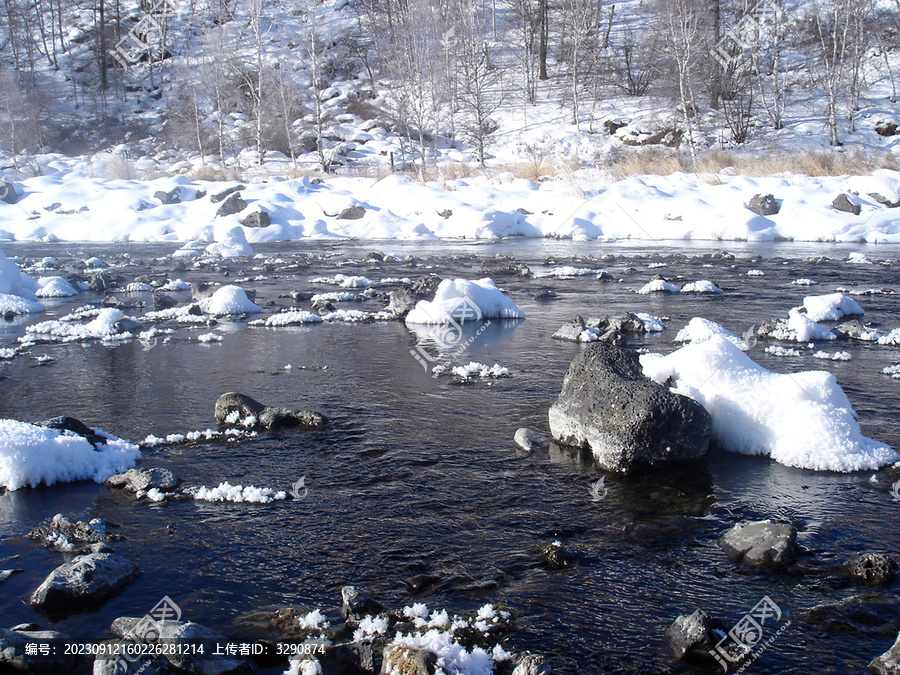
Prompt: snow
<box><xmin>190</xmin><ymin>481</ymin><xmax>287</xmax><ymax>503</ymax></box>
<box><xmin>640</xmin><ymin>337</ymin><xmax>898</xmax><ymax>471</ymax></box>
<box><xmin>879</xmin><ymin>329</ymin><xmax>900</xmax><ymax>345</ymax></box>
<box><xmin>310</xmin><ymin>274</ymin><xmax>374</xmax><ymax>288</ymax></box>
<box><xmin>7</xmin><ymin>172</ymin><xmax>900</xmax><ymax>245</ymax></box>
<box><xmin>638</xmin><ymin>279</ymin><xmax>680</xmax><ymax>294</ymax></box>
<box><xmin>766</xmin><ymin>345</ymin><xmax>802</xmax><ymax>357</ymax></box>
<box><xmin>251</xmin><ymin>310</ymin><xmax>323</xmax><ymax>327</ymax></box>
<box><xmin>792</xmin><ymin>278</ymin><xmax>817</xmax><ymax>286</ymax></box>
<box><xmin>883</xmin><ymin>364</ymin><xmax>900</xmax><ymax>379</ymax></box>
<box><xmin>197</xmin><ymin>333</ymin><xmax>223</xmax><ymax>343</ymax></box>
<box><xmin>448</xmin><ymin>362</ymin><xmax>510</xmax><ymax>379</ymax></box>
<box><xmin>199</xmin><ymin>286</ymin><xmax>262</xmax><ymax>315</ymax></box>
<box><xmin>813</xmin><ymin>350</ymin><xmax>852</xmax><ymax>361</ymax></box>
<box><xmin>801</xmin><ymin>293</ymin><xmax>865</xmax><ymax>322</ymax></box>
<box><xmin>787</xmin><ymin>309</ymin><xmax>837</xmax><ymax>342</ymax></box>
<box><xmin>160</xmin><ymin>279</ymin><xmax>191</xmax><ymax>291</ymax></box>
<box><xmin>675</xmin><ymin>317</ymin><xmax>752</xmax><ymax>350</ymax></box>
<box><xmin>747</xmin><ymin>270</ymin><xmax>765</xmax><ymax>276</ymax></box>
<box><xmin>388</xmin><ymin>630</ymin><xmax>494</xmax><ymax>675</ymax></box>
<box><xmin>405</xmin><ymin>278</ymin><xmax>525</xmax><ymax>324</ymax></box>
<box><xmin>25</xmin><ymin>308</ymin><xmax>136</xmax><ymax>342</ymax></box>
<box><xmin>0</xmin><ymin>419</ymin><xmax>140</xmax><ymax>490</ymax></box>
<box><xmin>35</xmin><ymin>276</ymin><xmax>78</xmax><ymax>297</ymax></box>
<box><xmin>125</xmin><ymin>282</ymin><xmax>153</xmax><ymax>292</ymax></box>
<box><xmin>297</xmin><ymin>609</ymin><xmax>330</xmax><ymax>630</ymax></box>
<box><xmin>535</xmin><ymin>266</ymin><xmax>597</xmax><ymax>278</ymax></box>
<box><xmin>681</xmin><ymin>280</ymin><xmax>723</xmax><ymax>294</ymax></box>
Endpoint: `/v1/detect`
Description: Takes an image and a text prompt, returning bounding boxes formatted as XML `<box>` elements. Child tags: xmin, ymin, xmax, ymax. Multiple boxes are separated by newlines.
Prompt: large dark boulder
<box><xmin>548</xmin><ymin>343</ymin><xmax>711</xmax><ymax>473</ymax></box>
<box><xmin>241</xmin><ymin>208</ymin><xmax>271</xmax><ymax>228</ymax></box>
<box><xmin>718</xmin><ymin>520</ymin><xmax>797</xmax><ymax>567</ymax></box>
<box><xmin>666</xmin><ymin>609</ymin><xmax>742</xmax><ymax>668</ymax></box>
<box><xmin>216</xmin><ymin>193</ymin><xmax>246</xmax><ymax>218</ymax></box>
<box><xmin>30</xmin><ymin>553</ymin><xmax>140</xmax><ymax>615</ymax></box>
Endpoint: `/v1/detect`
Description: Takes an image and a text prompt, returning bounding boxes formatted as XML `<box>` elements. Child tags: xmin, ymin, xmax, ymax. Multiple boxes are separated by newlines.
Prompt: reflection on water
<box><xmin>0</xmin><ymin>240</ymin><xmax>898</xmax><ymax>672</ymax></box>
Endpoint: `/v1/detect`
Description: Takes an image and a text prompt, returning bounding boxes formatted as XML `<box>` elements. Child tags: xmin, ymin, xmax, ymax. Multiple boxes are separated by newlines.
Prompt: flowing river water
<box><xmin>1</xmin><ymin>239</ymin><xmax>900</xmax><ymax>674</ymax></box>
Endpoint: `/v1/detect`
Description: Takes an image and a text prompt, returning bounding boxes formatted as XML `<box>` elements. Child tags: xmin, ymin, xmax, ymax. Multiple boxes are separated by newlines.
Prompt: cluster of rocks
<box><xmin>27</xmin><ymin>514</ymin><xmax>119</xmax><ymax>554</ymax></box>
<box><xmin>552</xmin><ymin>313</ymin><xmax>648</xmax><ymax>346</ymax></box>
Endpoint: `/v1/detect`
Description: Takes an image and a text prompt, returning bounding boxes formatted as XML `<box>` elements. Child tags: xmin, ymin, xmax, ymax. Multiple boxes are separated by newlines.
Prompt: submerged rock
<box><xmin>30</xmin><ymin>553</ymin><xmax>140</xmax><ymax>615</ymax></box>
<box><xmin>481</xmin><ymin>258</ymin><xmax>532</xmax><ymax>277</ymax></box>
<box><xmin>718</xmin><ymin>520</ymin><xmax>797</xmax><ymax>567</ymax></box>
<box><xmin>848</xmin><ymin>552</ymin><xmax>898</xmax><ymax>586</ymax></box>
<box><xmin>214</xmin><ymin>392</ymin><xmax>328</xmax><ymax>431</ymax></box>
<box><xmin>552</xmin><ymin>316</ymin><xmax>586</xmax><ymax>342</ymax></box>
<box><xmin>548</xmin><ymin>343</ymin><xmax>711</xmax><ymax>473</ymax></box>
<box><xmin>106</xmin><ymin>467</ymin><xmax>180</xmax><ymax>493</ymax></box>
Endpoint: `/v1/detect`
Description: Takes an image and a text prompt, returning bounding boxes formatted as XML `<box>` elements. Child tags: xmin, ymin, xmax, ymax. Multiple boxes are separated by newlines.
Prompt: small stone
<box><xmin>341</xmin><ymin>585</ymin><xmax>384</xmax><ymax>623</ymax></box>
<box><xmin>748</xmin><ymin>193</ymin><xmax>780</xmax><ymax>216</ymax></box>
<box><xmin>338</xmin><ymin>205</ymin><xmax>366</xmax><ymax>220</ymax></box>
<box><xmin>242</xmin><ymin>209</ymin><xmax>271</xmax><ymax>228</ymax></box>
<box><xmin>514</xmin><ymin>428</ymin><xmax>547</xmax><ymax>451</ymax></box>
<box><xmin>848</xmin><ymin>552</ymin><xmax>898</xmax><ymax>586</ymax></box>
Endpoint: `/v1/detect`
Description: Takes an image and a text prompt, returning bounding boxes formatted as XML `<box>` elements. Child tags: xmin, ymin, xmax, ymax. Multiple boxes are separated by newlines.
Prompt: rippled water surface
<box><xmin>2</xmin><ymin>239</ymin><xmax>900</xmax><ymax>673</ymax></box>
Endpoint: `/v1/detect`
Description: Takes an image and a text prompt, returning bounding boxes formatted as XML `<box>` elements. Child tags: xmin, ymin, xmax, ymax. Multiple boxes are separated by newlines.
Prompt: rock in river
<box><xmin>30</xmin><ymin>553</ymin><xmax>140</xmax><ymax>615</ymax></box>
<box><xmin>718</xmin><ymin>520</ymin><xmax>797</xmax><ymax>568</ymax></box>
<box><xmin>214</xmin><ymin>392</ymin><xmax>328</xmax><ymax>431</ymax></box>
<box><xmin>548</xmin><ymin>343</ymin><xmax>711</xmax><ymax>473</ymax></box>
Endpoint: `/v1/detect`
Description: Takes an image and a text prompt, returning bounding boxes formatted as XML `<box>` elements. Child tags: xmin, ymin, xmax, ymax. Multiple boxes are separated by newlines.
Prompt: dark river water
<box><xmin>1</xmin><ymin>239</ymin><xmax>900</xmax><ymax>674</ymax></box>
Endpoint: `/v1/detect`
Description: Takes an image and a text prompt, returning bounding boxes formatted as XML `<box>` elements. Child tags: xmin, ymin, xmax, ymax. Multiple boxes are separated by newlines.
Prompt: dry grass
<box><xmin>187</xmin><ymin>165</ymin><xmax>243</xmax><ymax>182</ymax></box>
<box><xmin>604</xmin><ymin>147</ymin><xmax>900</xmax><ymax>179</ymax></box>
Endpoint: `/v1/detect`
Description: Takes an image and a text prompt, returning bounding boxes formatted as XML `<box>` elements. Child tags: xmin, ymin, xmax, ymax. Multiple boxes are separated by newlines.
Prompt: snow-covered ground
<box><xmin>5</xmin><ymin>169</ymin><xmax>900</xmax><ymax>246</ymax></box>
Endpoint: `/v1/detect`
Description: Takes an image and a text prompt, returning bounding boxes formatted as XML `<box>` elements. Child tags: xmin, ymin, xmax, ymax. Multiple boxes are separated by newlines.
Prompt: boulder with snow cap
<box><xmin>718</xmin><ymin>520</ymin><xmax>797</xmax><ymax>567</ymax></box>
<box><xmin>549</xmin><ymin>343</ymin><xmax>711</xmax><ymax>473</ymax></box>
<box><xmin>210</xmin><ymin>185</ymin><xmax>245</xmax><ymax>203</ymax></box>
<box><xmin>40</xmin><ymin>416</ymin><xmax>107</xmax><ymax>447</ymax></box>
<box><xmin>551</xmin><ymin>316</ymin><xmax>586</xmax><ymax>342</ymax></box>
<box><xmin>30</xmin><ymin>552</ymin><xmax>140</xmax><ymax>615</ymax></box>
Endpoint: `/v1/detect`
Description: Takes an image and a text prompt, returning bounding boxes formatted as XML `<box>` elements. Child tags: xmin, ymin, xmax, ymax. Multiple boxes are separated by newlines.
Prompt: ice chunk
<box><xmin>801</xmin><ymin>293</ymin><xmax>864</xmax><ymax>322</ymax></box>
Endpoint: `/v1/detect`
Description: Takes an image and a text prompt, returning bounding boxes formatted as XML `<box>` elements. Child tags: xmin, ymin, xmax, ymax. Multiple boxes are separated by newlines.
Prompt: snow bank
<box><xmin>199</xmin><ymin>286</ymin><xmax>262</xmax><ymax>315</ymax></box>
<box><xmin>205</xmin><ymin>226</ymin><xmax>253</xmax><ymax>257</ymax></box>
<box><xmin>802</xmin><ymin>293</ymin><xmax>865</xmax><ymax>322</ymax></box>
<box><xmin>0</xmin><ymin>419</ymin><xmax>140</xmax><ymax>490</ymax></box>
<box><xmin>787</xmin><ymin>309</ymin><xmax>837</xmax><ymax>341</ymax></box>
<box><xmin>190</xmin><ymin>481</ymin><xmax>287</xmax><ymax>503</ymax></box>
<box><xmin>640</xmin><ymin>337</ymin><xmax>897</xmax><ymax>471</ymax></box>
<box><xmin>25</xmin><ymin>307</ymin><xmax>136</xmax><ymax>342</ymax></box>
<box><xmin>636</xmin><ymin>313</ymin><xmax>666</xmax><ymax>332</ymax></box>
<box><xmin>406</xmin><ymin>278</ymin><xmax>524</xmax><ymax>324</ymax></box>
